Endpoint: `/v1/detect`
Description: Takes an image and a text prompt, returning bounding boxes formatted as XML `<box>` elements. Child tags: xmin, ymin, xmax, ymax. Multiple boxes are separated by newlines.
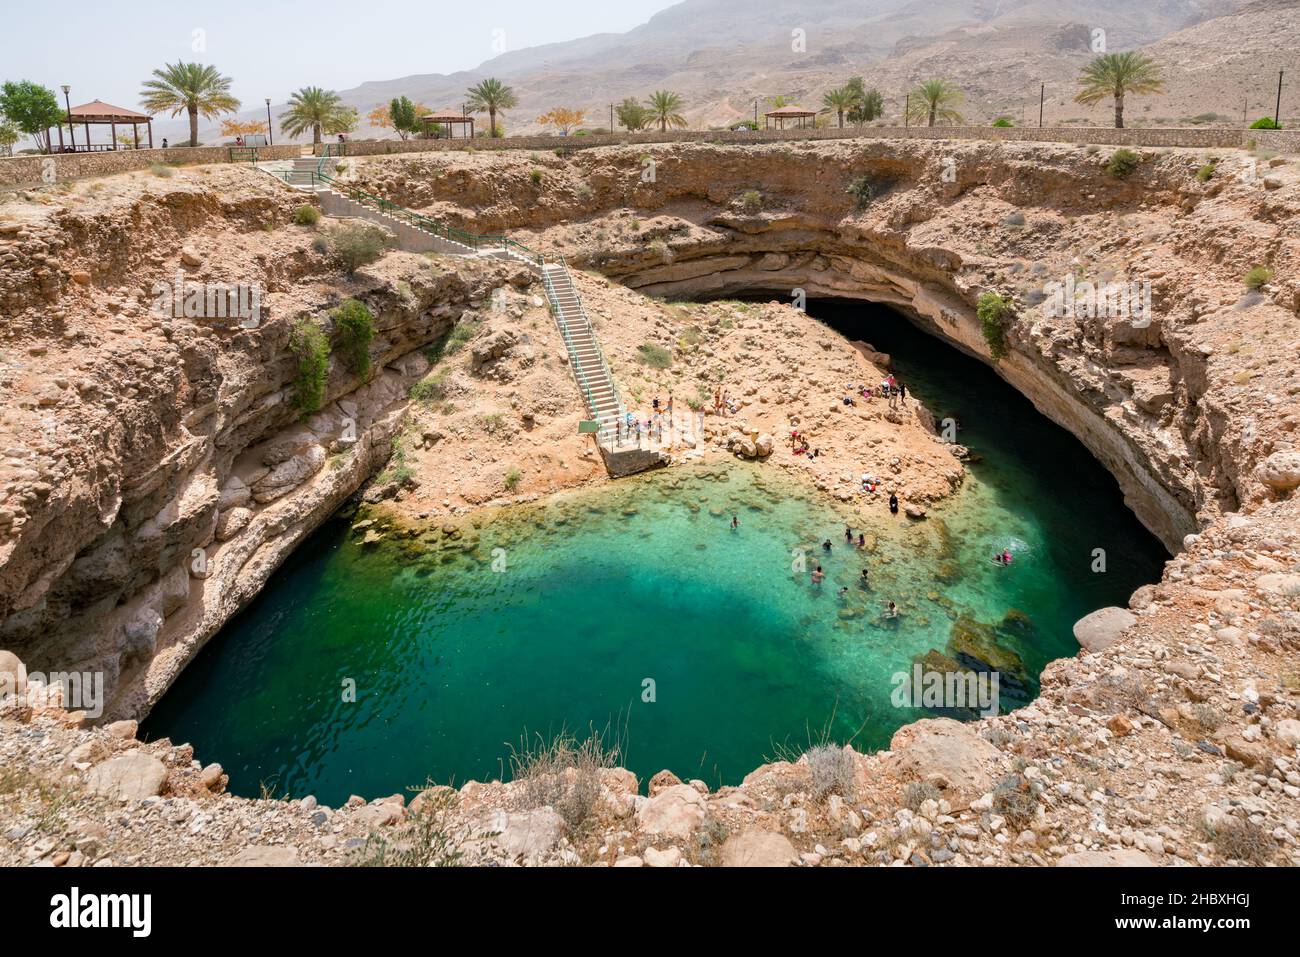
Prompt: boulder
<box><xmin>888</xmin><ymin>717</ymin><xmax>1001</xmax><ymax>797</ymax></box>
<box><xmin>1257</xmin><ymin>450</ymin><xmax>1300</xmax><ymax>493</ymax></box>
<box><xmin>0</xmin><ymin>650</ymin><xmax>27</xmax><ymax>700</ymax></box>
<box><xmin>251</xmin><ymin>445</ymin><xmax>327</xmax><ymax>503</ymax></box>
<box><xmin>215</xmin><ymin>507</ymin><xmax>253</xmax><ymax>542</ymax></box>
<box><xmin>636</xmin><ymin>784</ymin><xmax>705</xmax><ymax>839</ymax></box>
<box><xmin>720</xmin><ymin>829</ymin><xmax>799</xmax><ymax>867</ymax></box>
<box><xmin>86</xmin><ymin>751</ymin><xmax>167</xmax><ymax>802</ymax></box>
<box><xmin>227</xmin><ymin>846</ymin><xmax>301</xmax><ymax>867</ymax></box>
<box><xmin>488</xmin><ymin>807</ymin><xmax>565</xmax><ymax>860</ymax></box>
<box><xmin>1057</xmin><ymin>849</ymin><xmax>1154</xmax><ymax>867</ymax></box>
<box><xmin>1072</xmin><ymin>606</ymin><xmax>1137</xmax><ymax>653</ymax></box>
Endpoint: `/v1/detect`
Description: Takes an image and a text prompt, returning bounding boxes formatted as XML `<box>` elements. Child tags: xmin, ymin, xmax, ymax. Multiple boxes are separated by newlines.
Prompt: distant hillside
<box><xmin>166</xmin><ymin>0</ymin><xmax>1297</xmax><ymax>143</ymax></box>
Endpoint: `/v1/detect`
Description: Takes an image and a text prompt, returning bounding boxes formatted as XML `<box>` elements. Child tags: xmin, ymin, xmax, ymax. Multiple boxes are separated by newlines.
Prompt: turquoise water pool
<box><xmin>142</xmin><ymin>303</ymin><xmax>1167</xmax><ymax>804</ymax></box>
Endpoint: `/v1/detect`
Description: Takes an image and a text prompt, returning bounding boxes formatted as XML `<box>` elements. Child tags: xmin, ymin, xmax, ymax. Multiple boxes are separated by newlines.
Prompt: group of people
<box><xmin>790</xmin><ymin>430</ymin><xmax>820</xmax><ymax>459</ymax></box>
<box><xmin>713</xmin><ymin>386</ymin><xmax>739</xmax><ymax>416</ymax></box>
<box><xmin>844</xmin><ymin>375</ymin><xmax>907</xmax><ymax>409</ymax></box>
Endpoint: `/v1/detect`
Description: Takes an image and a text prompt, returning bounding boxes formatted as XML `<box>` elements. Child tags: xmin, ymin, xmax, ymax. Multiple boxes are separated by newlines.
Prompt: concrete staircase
<box><xmin>540</xmin><ymin>262</ymin><xmax>623</xmax><ymax>444</ymax></box>
<box><xmin>258</xmin><ymin>165</ymin><xmax>637</xmax><ymax>464</ymax></box>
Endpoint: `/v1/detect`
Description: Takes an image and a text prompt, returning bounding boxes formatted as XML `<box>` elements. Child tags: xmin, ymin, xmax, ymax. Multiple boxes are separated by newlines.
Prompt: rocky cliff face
<box><xmin>0</xmin><ymin>168</ymin><xmax>525</xmax><ymax>720</ymax></box>
<box><xmin>350</xmin><ymin>138</ymin><xmax>1300</xmax><ymax>551</ymax></box>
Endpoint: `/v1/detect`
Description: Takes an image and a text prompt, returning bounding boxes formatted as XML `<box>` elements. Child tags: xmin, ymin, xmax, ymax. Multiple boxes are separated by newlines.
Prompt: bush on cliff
<box><xmin>330</xmin><ymin>223</ymin><xmax>388</xmax><ymax>274</ymax></box>
<box><xmin>291</xmin><ymin>318</ymin><xmax>330</xmax><ymax>415</ymax></box>
<box><xmin>1105</xmin><ymin>148</ymin><xmax>1141</xmax><ymax>178</ymax></box>
<box><xmin>333</xmin><ymin>298</ymin><xmax>374</xmax><ymax>377</ymax></box>
<box><xmin>977</xmin><ymin>291</ymin><xmax>1013</xmax><ymax>361</ymax></box>
<box><xmin>1249</xmin><ymin>117</ymin><xmax>1281</xmax><ymax>130</ymax></box>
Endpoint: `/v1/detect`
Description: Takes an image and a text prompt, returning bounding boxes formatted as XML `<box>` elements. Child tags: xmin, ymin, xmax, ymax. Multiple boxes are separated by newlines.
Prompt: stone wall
<box><xmin>323</xmin><ymin>125</ymin><xmax>1276</xmax><ymax>159</ymax></box>
<box><xmin>0</xmin><ymin>145</ymin><xmax>302</xmax><ymax>188</ymax></box>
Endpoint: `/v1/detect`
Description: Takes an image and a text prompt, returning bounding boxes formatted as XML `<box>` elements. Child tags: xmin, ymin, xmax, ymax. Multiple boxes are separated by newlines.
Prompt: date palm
<box><xmin>1075</xmin><ymin>52</ymin><xmax>1165</xmax><ymax>129</ymax></box>
<box><xmin>907</xmin><ymin>78</ymin><xmax>964</xmax><ymax>128</ymax></box>
<box><xmin>821</xmin><ymin>86</ymin><xmax>857</xmax><ymax>128</ymax></box>
<box><xmin>465</xmin><ymin>78</ymin><xmax>517</xmax><ymax>138</ymax></box>
<box><xmin>646</xmin><ymin>90</ymin><xmax>686</xmax><ymax>132</ymax></box>
<box><xmin>280</xmin><ymin>87</ymin><xmax>350</xmax><ymax>145</ymax></box>
<box><xmin>139</xmin><ymin>62</ymin><xmax>240</xmax><ymax>147</ymax></box>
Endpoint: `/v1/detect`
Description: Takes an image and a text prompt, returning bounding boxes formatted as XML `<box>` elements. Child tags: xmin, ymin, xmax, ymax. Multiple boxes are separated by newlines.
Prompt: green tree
<box><xmin>0</xmin><ymin>81</ymin><xmax>65</xmax><ymax>153</ymax></box>
<box><xmin>139</xmin><ymin>62</ymin><xmax>240</xmax><ymax>147</ymax></box>
<box><xmin>388</xmin><ymin>96</ymin><xmax>422</xmax><ymax>139</ymax></box>
<box><xmin>615</xmin><ymin>97</ymin><xmax>651</xmax><ymax>131</ymax></box>
<box><xmin>907</xmin><ymin>78</ymin><xmax>964</xmax><ymax>127</ymax></box>
<box><xmin>821</xmin><ymin>86</ymin><xmax>856</xmax><ymax>128</ymax></box>
<box><xmin>0</xmin><ymin>119</ymin><xmax>18</xmax><ymax>155</ymax></box>
<box><xmin>840</xmin><ymin>77</ymin><xmax>884</xmax><ymax>125</ymax></box>
<box><xmin>333</xmin><ymin>299</ymin><xmax>374</xmax><ymax>376</ymax></box>
<box><xmin>280</xmin><ymin>87</ymin><xmax>352</xmax><ymax>145</ymax></box>
<box><xmin>1074</xmin><ymin>52</ymin><xmax>1165</xmax><ymax>129</ymax></box>
<box><xmin>465</xmin><ymin>78</ymin><xmax>517</xmax><ymax>138</ymax></box>
<box><xmin>645</xmin><ymin>90</ymin><xmax>686</xmax><ymax>132</ymax></box>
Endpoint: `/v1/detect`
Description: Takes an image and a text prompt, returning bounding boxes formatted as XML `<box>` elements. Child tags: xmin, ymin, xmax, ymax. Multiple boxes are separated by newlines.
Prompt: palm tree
<box><xmin>821</xmin><ymin>86</ymin><xmax>857</xmax><ymax>129</ymax></box>
<box><xmin>646</xmin><ymin>90</ymin><xmax>686</xmax><ymax>132</ymax></box>
<box><xmin>1075</xmin><ymin>52</ymin><xmax>1164</xmax><ymax>129</ymax></box>
<box><xmin>465</xmin><ymin>78</ymin><xmax>517</xmax><ymax>138</ymax></box>
<box><xmin>139</xmin><ymin>62</ymin><xmax>240</xmax><ymax>147</ymax></box>
<box><xmin>280</xmin><ymin>87</ymin><xmax>350</xmax><ymax>145</ymax></box>
<box><xmin>908</xmin><ymin>78</ymin><xmax>964</xmax><ymax>127</ymax></box>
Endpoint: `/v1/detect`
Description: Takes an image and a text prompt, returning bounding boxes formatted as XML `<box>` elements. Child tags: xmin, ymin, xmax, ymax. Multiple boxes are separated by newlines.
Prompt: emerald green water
<box><xmin>143</xmin><ymin>303</ymin><xmax>1167</xmax><ymax>804</ymax></box>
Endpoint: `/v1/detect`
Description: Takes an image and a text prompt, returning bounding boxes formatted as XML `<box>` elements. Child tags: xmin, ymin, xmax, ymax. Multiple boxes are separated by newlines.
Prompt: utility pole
<box><xmin>610</xmin><ymin>103</ymin><xmax>614</xmax><ymax>132</ymax></box>
<box><xmin>904</xmin><ymin>93</ymin><xmax>910</xmax><ymax>128</ymax></box>
<box><xmin>1039</xmin><ymin>84</ymin><xmax>1045</xmax><ymax>128</ymax></box>
<box><xmin>1277</xmin><ymin>70</ymin><xmax>1284</xmax><ymax>126</ymax></box>
<box><xmin>753</xmin><ymin>98</ymin><xmax>758</xmax><ymax>128</ymax></box>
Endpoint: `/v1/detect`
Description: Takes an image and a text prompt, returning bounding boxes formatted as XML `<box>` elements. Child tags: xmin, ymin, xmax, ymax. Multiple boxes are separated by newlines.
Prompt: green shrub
<box><xmin>290</xmin><ymin>318</ymin><xmax>330</xmax><ymax>415</ymax></box>
<box><xmin>992</xmin><ymin>117</ymin><xmax>1014</xmax><ymax>128</ymax></box>
<box><xmin>740</xmin><ymin>189</ymin><xmax>762</xmax><ymax>212</ymax></box>
<box><xmin>1249</xmin><ymin>117</ymin><xmax>1281</xmax><ymax>130</ymax></box>
<box><xmin>1195</xmin><ymin>163</ymin><xmax>1216</xmax><ymax>183</ymax></box>
<box><xmin>1244</xmin><ymin>265</ymin><xmax>1273</xmax><ymax>289</ymax></box>
<box><xmin>503</xmin><ymin>467</ymin><xmax>522</xmax><ymax>490</ymax></box>
<box><xmin>977</xmin><ymin>291</ymin><xmax>1013</xmax><ymax>361</ymax></box>
<box><xmin>330</xmin><ymin>223</ymin><xmax>388</xmax><ymax>274</ymax></box>
<box><xmin>294</xmin><ymin>204</ymin><xmax>321</xmax><ymax>226</ymax></box>
<box><xmin>311</xmin><ymin>235</ymin><xmax>330</xmax><ymax>254</ymax></box>
<box><xmin>409</xmin><ymin>370</ymin><xmax>449</xmax><ymax>405</ymax></box>
<box><xmin>333</xmin><ymin>298</ymin><xmax>374</xmax><ymax>376</ymax></box>
<box><xmin>445</xmin><ymin>318</ymin><xmax>480</xmax><ymax>354</ymax></box>
<box><xmin>636</xmin><ymin>342</ymin><xmax>672</xmax><ymax>369</ymax></box>
<box><xmin>846</xmin><ymin>175</ymin><xmax>875</xmax><ymax>209</ymax></box>
<box><xmin>529</xmin><ymin>169</ymin><xmax>543</xmax><ymax>186</ymax></box>
<box><xmin>1105</xmin><ymin>148</ymin><xmax>1141</xmax><ymax>178</ymax></box>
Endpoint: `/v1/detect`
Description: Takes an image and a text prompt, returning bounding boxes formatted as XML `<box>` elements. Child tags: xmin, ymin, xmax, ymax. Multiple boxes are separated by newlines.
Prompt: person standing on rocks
<box><xmin>889</xmin><ymin>492</ymin><xmax>899</xmax><ymax>515</ymax></box>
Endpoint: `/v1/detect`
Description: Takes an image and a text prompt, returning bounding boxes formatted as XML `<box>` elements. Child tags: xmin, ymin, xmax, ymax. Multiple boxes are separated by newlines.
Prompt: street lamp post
<box><xmin>266</xmin><ymin>98</ymin><xmax>274</xmax><ymax>145</ymax></box>
<box><xmin>61</xmin><ymin>85</ymin><xmax>74</xmax><ymax>152</ymax></box>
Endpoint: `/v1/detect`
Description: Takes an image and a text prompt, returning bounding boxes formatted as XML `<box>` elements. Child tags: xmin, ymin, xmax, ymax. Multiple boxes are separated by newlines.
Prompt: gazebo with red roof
<box><xmin>419</xmin><ymin>109</ymin><xmax>475</xmax><ymax>139</ymax></box>
<box><xmin>52</xmin><ymin>101</ymin><xmax>154</xmax><ymax>152</ymax></box>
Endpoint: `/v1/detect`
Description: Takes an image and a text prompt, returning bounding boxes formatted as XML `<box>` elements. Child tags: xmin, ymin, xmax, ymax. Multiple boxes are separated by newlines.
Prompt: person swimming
<box><xmin>811</xmin><ymin>565</ymin><xmax>825</xmax><ymax>584</ymax></box>
<box><xmin>857</xmin><ymin>533</ymin><xmax>865</xmax><ymax>548</ymax></box>
<box><xmin>822</xmin><ymin>539</ymin><xmax>833</xmax><ymax>552</ymax></box>
<box><xmin>731</xmin><ymin>515</ymin><xmax>739</xmax><ymax>530</ymax></box>
<box><xmin>884</xmin><ymin>600</ymin><xmax>899</xmax><ymax>618</ymax></box>
<box><xmin>859</xmin><ymin>567</ymin><xmax>871</xmax><ymax>588</ymax></box>
<box><xmin>845</xmin><ymin>526</ymin><xmax>854</xmax><ymax>542</ymax></box>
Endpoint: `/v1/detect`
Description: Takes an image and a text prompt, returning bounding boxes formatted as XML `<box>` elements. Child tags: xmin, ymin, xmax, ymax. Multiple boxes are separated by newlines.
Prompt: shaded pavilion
<box><xmin>763</xmin><ymin>105</ymin><xmax>817</xmax><ymax>130</ymax></box>
<box><xmin>52</xmin><ymin>101</ymin><xmax>154</xmax><ymax>152</ymax></box>
<box><xmin>420</xmin><ymin>110</ymin><xmax>475</xmax><ymax>139</ymax></box>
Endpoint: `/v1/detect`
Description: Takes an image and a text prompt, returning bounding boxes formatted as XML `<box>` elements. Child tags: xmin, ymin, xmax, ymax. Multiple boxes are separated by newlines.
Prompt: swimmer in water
<box><xmin>837</xmin><ymin>586</ymin><xmax>849</xmax><ymax>598</ymax></box>
<box><xmin>731</xmin><ymin>515</ymin><xmax>739</xmax><ymax>530</ymax></box>
<box><xmin>884</xmin><ymin>600</ymin><xmax>899</xmax><ymax>618</ymax></box>
<box><xmin>845</xmin><ymin>525</ymin><xmax>854</xmax><ymax>542</ymax></box>
<box><xmin>859</xmin><ymin>568</ymin><xmax>871</xmax><ymax>588</ymax></box>
<box><xmin>811</xmin><ymin>565</ymin><xmax>825</xmax><ymax>585</ymax></box>
<box><xmin>822</xmin><ymin>539</ymin><xmax>833</xmax><ymax>552</ymax></box>
<box><xmin>1002</xmin><ymin>549</ymin><xmax>1012</xmax><ymax>564</ymax></box>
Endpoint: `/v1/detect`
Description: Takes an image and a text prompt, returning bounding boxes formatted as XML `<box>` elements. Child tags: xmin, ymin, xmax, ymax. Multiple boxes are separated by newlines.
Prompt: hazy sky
<box><xmin>5</xmin><ymin>0</ymin><xmax>679</xmax><ymax>111</ymax></box>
